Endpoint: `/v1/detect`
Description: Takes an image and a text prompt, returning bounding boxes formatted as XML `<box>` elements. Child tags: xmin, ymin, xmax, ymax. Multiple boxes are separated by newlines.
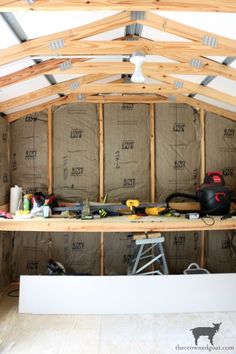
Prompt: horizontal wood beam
<box><xmin>1</xmin><ymin>83</ymin><xmax>189</xmax><ymax>112</ymax></box>
<box><xmin>3</xmin><ymin>60</ymin><xmax>236</xmax><ymax>89</ymax></box>
<box><xmin>2</xmin><ymin>41</ymin><xmax>236</xmax><ymax>67</ymax></box>
<box><xmin>6</xmin><ymin>94</ymin><xmax>167</xmax><ymax>122</ymax></box>
<box><xmin>0</xmin><ymin>216</ymin><xmax>235</xmax><ymax>232</ymax></box>
<box><xmin>2</xmin><ymin>71</ymin><xmax>236</xmax><ymax>112</ymax></box>
<box><xmin>139</xmin><ymin>36</ymin><xmax>236</xmax><ymax>82</ymax></box>
<box><xmin>6</xmin><ymin>91</ymin><xmax>236</xmax><ymax>123</ymax></box>
<box><xmin>1</xmin><ymin>0</ymin><xmax>236</xmax><ymax>12</ymax></box>
<box><xmin>0</xmin><ymin>11</ymin><xmax>134</xmax><ymax>66</ymax></box>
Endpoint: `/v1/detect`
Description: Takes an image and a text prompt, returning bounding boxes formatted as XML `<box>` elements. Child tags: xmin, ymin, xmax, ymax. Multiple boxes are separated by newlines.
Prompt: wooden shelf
<box><xmin>0</xmin><ymin>215</ymin><xmax>235</xmax><ymax>233</ymax></box>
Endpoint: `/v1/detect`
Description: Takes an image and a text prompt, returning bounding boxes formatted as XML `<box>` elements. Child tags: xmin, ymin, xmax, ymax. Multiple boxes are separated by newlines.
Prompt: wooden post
<box><xmin>98</xmin><ymin>103</ymin><xmax>105</xmax><ymax>275</ymax></box>
<box><xmin>100</xmin><ymin>232</ymin><xmax>105</xmax><ymax>276</ymax></box>
<box><xmin>199</xmin><ymin>109</ymin><xmax>206</xmax><ymax>267</ymax></box>
<box><xmin>150</xmin><ymin>104</ymin><xmax>156</xmax><ymax>202</ymax></box>
<box><xmin>150</xmin><ymin>104</ymin><xmax>156</xmax><ymax>272</ymax></box>
<box><xmin>200</xmin><ymin>108</ymin><xmax>206</xmax><ymax>184</ymax></box>
<box><xmin>98</xmin><ymin>103</ymin><xmax>104</xmax><ymax>202</ymax></box>
<box><xmin>47</xmin><ymin>106</ymin><xmax>53</xmax><ymax>195</ymax></box>
<box><xmin>200</xmin><ymin>231</ymin><xmax>206</xmax><ymax>268</ymax></box>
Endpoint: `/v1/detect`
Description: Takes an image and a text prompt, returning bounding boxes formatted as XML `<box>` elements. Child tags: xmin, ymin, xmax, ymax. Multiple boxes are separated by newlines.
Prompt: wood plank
<box><xmin>0</xmin><ymin>11</ymin><xmax>134</xmax><ymax>65</ymax></box>
<box><xmin>0</xmin><ymin>74</ymin><xmax>108</xmax><ymax>111</ymax></box>
<box><xmin>199</xmin><ymin>109</ymin><xmax>206</xmax><ymax>184</ymax></box>
<box><xmin>6</xmin><ymin>95</ymin><xmax>167</xmax><ymax>123</ymax></box>
<box><xmin>0</xmin><ymin>58</ymin><xmax>87</xmax><ymax>88</ymax></box>
<box><xmin>4</xmin><ymin>60</ymin><xmax>236</xmax><ymax>88</ymax></box>
<box><xmin>6</xmin><ymin>92</ymin><xmax>236</xmax><ymax>124</ymax></box>
<box><xmin>2</xmin><ymin>40</ymin><xmax>236</xmax><ymax>65</ymax></box>
<box><xmin>200</xmin><ymin>231</ymin><xmax>206</xmax><ymax>268</ymax></box>
<box><xmin>100</xmin><ymin>232</ymin><xmax>105</xmax><ymax>276</ymax></box>
<box><xmin>173</xmin><ymin>94</ymin><xmax>236</xmax><ymax>122</ymax></box>
<box><xmin>141</xmin><ymin>12</ymin><xmax>236</xmax><ymax>48</ymax></box>
<box><xmin>6</xmin><ymin>96</ymin><xmax>71</xmax><ymax>123</ymax></box>
<box><xmin>1</xmin><ymin>0</ymin><xmax>236</xmax><ymax>12</ymax></box>
<box><xmin>150</xmin><ymin>73</ymin><xmax>236</xmax><ymax>107</ymax></box>
<box><xmin>139</xmin><ymin>36</ymin><xmax>236</xmax><ymax>83</ymax></box>
<box><xmin>169</xmin><ymin>202</ymin><xmax>200</xmax><ymax>211</ymax></box>
<box><xmin>0</xmin><ymin>215</ymin><xmax>235</xmax><ymax>233</ymax></box>
<box><xmin>98</xmin><ymin>103</ymin><xmax>104</xmax><ymax>202</ymax></box>
<box><xmin>150</xmin><ymin>104</ymin><xmax>156</xmax><ymax>203</ymax></box>
<box><xmin>3</xmin><ymin>69</ymin><xmax>236</xmax><ymax>113</ymax></box>
<box><xmin>47</xmin><ymin>107</ymin><xmax>53</xmax><ymax>195</ymax></box>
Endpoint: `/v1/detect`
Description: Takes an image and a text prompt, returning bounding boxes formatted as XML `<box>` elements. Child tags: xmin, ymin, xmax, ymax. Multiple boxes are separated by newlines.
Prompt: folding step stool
<box><xmin>128</xmin><ymin>233</ymin><xmax>169</xmax><ymax>275</ymax></box>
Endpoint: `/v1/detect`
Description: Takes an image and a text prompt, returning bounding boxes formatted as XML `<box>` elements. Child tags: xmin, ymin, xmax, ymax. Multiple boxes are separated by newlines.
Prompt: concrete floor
<box><xmin>0</xmin><ymin>285</ymin><xmax>236</xmax><ymax>354</ymax></box>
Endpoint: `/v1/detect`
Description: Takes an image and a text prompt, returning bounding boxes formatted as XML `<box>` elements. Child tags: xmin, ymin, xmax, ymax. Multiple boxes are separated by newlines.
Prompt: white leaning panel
<box><xmin>19</xmin><ymin>274</ymin><xmax>236</xmax><ymax>315</ymax></box>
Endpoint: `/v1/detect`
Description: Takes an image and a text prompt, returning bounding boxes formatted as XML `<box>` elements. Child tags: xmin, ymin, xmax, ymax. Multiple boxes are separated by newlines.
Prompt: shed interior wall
<box><xmin>0</xmin><ymin>102</ymin><xmax>236</xmax><ymax>285</ymax></box>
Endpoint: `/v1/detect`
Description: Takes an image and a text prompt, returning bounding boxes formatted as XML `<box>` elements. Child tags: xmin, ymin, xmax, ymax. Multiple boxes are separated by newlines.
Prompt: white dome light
<box><xmin>130</xmin><ymin>52</ymin><xmax>146</xmax><ymax>83</ymax></box>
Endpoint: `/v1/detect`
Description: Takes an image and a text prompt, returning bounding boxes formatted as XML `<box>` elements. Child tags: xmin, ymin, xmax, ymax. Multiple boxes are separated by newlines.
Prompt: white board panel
<box><xmin>19</xmin><ymin>274</ymin><xmax>236</xmax><ymax>315</ymax></box>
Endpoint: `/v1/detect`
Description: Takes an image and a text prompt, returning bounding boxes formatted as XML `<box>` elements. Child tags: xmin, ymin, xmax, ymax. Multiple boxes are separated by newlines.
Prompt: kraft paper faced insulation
<box><xmin>53</xmin><ymin>103</ymin><xmax>99</xmax><ymax>201</ymax></box>
<box><xmin>155</xmin><ymin>103</ymin><xmax>201</xmax><ymax>202</ymax></box>
<box><xmin>5</xmin><ymin>104</ymin><xmax>236</xmax><ymax>279</ymax></box>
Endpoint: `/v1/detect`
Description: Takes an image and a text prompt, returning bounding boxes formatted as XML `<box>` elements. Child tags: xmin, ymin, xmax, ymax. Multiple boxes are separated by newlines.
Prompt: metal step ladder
<box><xmin>128</xmin><ymin>233</ymin><xmax>169</xmax><ymax>275</ymax></box>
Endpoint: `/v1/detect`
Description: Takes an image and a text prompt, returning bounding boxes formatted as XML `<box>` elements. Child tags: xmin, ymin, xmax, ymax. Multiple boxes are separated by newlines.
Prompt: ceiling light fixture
<box><xmin>130</xmin><ymin>51</ymin><xmax>146</xmax><ymax>84</ymax></box>
<box><xmin>26</xmin><ymin>0</ymin><xmax>37</xmax><ymax>4</ymax></box>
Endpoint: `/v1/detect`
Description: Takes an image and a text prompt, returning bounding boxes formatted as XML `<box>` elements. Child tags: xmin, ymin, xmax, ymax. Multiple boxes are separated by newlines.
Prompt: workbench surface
<box><xmin>0</xmin><ymin>215</ymin><xmax>235</xmax><ymax>233</ymax></box>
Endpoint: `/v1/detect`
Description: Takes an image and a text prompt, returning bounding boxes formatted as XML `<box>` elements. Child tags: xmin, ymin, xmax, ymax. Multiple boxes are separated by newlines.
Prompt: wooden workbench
<box><xmin>0</xmin><ymin>215</ymin><xmax>235</xmax><ymax>233</ymax></box>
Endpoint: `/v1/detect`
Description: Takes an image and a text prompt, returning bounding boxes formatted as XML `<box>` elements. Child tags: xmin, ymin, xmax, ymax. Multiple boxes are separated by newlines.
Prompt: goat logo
<box><xmin>190</xmin><ymin>323</ymin><xmax>222</xmax><ymax>346</ymax></box>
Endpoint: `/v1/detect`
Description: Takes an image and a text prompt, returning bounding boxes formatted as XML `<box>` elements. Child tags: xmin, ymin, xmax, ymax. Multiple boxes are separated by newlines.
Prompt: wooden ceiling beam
<box><xmin>6</xmin><ymin>92</ymin><xmax>236</xmax><ymax>123</ymax></box>
<box><xmin>1</xmin><ymin>40</ymin><xmax>236</xmax><ymax>66</ymax></box>
<box><xmin>0</xmin><ymin>58</ymin><xmax>87</xmax><ymax>88</ymax></box>
<box><xmin>173</xmin><ymin>94</ymin><xmax>236</xmax><ymax>122</ymax></box>
<box><xmin>0</xmin><ymin>74</ymin><xmax>109</xmax><ymax>112</ymax></box>
<box><xmin>140</xmin><ymin>12</ymin><xmax>236</xmax><ymax>49</ymax></box>
<box><xmin>1</xmin><ymin>0</ymin><xmax>236</xmax><ymax>12</ymax></box>
<box><xmin>2</xmin><ymin>71</ymin><xmax>236</xmax><ymax>111</ymax></box>
<box><xmin>6</xmin><ymin>94</ymin><xmax>167</xmax><ymax>123</ymax></box>
<box><xmin>0</xmin><ymin>11</ymin><xmax>134</xmax><ymax>66</ymax></box>
<box><xmin>150</xmin><ymin>73</ymin><xmax>236</xmax><ymax>107</ymax></box>
<box><xmin>0</xmin><ymin>61</ymin><xmax>225</xmax><ymax>88</ymax></box>
<box><xmin>1</xmin><ymin>83</ymin><xmax>191</xmax><ymax>111</ymax></box>
<box><xmin>138</xmin><ymin>36</ymin><xmax>236</xmax><ymax>82</ymax></box>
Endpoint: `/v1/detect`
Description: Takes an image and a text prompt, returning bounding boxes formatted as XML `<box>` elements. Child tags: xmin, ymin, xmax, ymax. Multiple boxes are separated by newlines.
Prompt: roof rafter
<box><xmin>0</xmin><ymin>74</ymin><xmax>109</xmax><ymax>111</ymax></box>
<box><xmin>2</xmin><ymin>53</ymin><xmax>236</xmax><ymax>88</ymax></box>
<box><xmin>0</xmin><ymin>10</ymin><xmax>134</xmax><ymax>66</ymax></box>
<box><xmin>2</xmin><ymin>76</ymin><xmax>236</xmax><ymax>111</ymax></box>
<box><xmin>0</xmin><ymin>58</ymin><xmax>87</xmax><ymax>88</ymax></box>
<box><xmin>139</xmin><ymin>12</ymin><xmax>236</xmax><ymax>47</ymax></box>
<box><xmin>150</xmin><ymin>73</ymin><xmax>236</xmax><ymax>107</ymax></box>
<box><xmin>1</xmin><ymin>0</ymin><xmax>236</xmax><ymax>12</ymax></box>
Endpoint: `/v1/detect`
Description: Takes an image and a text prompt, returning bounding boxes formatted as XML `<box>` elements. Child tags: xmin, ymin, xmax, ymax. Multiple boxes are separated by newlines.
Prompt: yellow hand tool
<box><xmin>126</xmin><ymin>199</ymin><xmax>140</xmax><ymax>220</ymax></box>
<box><xmin>145</xmin><ymin>207</ymin><xmax>166</xmax><ymax>216</ymax></box>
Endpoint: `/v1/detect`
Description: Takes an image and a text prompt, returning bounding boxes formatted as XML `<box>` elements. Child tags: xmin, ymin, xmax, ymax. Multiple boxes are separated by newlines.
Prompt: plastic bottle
<box><xmin>43</xmin><ymin>199</ymin><xmax>51</xmax><ymax>218</ymax></box>
<box><xmin>23</xmin><ymin>194</ymin><xmax>32</xmax><ymax>213</ymax></box>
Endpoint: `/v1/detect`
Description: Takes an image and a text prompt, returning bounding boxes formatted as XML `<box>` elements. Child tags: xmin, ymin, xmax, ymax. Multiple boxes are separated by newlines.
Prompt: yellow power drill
<box><xmin>126</xmin><ymin>199</ymin><xmax>140</xmax><ymax>220</ymax></box>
